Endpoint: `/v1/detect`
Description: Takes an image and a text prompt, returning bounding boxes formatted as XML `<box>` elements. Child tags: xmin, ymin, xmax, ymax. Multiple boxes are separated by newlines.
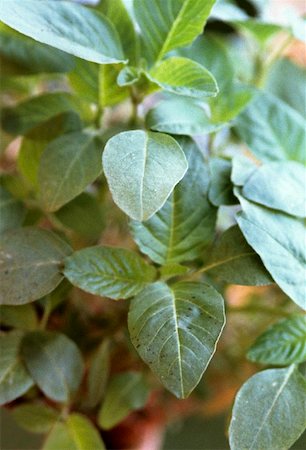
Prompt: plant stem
<box><xmin>40</xmin><ymin>296</ymin><xmax>52</xmax><ymax>329</ymax></box>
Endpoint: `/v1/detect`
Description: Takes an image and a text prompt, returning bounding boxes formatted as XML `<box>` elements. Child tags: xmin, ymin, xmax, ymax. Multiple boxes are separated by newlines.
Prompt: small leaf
<box><xmin>11</xmin><ymin>402</ymin><xmax>59</xmax><ymax>433</ymax></box>
<box><xmin>205</xmin><ymin>225</ymin><xmax>273</xmax><ymax>286</ymax></box>
<box><xmin>247</xmin><ymin>315</ymin><xmax>306</xmax><ymax>366</ymax></box>
<box><xmin>128</xmin><ymin>281</ymin><xmax>225</xmax><ymax>398</ymax></box>
<box><xmin>208</xmin><ymin>158</ymin><xmax>236</xmax><ymax>206</ymax></box>
<box><xmin>0</xmin><ymin>186</ymin><xmax>25</xmax><ymax>236</ymax></box>
<box><xmin>242</xmin><ymin>161</ymin><xmax>306</xmax><ymax>218</ymax></box>
<box><xmin>38</xmin><ymin>131</ymin><xmax>102</xmax><ymax>212</ymax></box>
<box><xmin>86</xmin><ymin>340</ymin><xmax>110</xmax><ymax>408</ymax></box>
<box><xmin>229</xmin><ymin>366</ymin><xmax>306</xmax><ymax>450</ymax></box>
<box><xmin>117</xmin><ymin>66</ymin><xmax>140</xmax><ymax>86</ymax></box>
<box><xmin>131</xmin><ymin>137</ymin><xmax>217</xmax><ymax>264</ymax></box>
<box><xmin>0</xmin><ymin>0</ymin><xmax>125</xmax><ymax>64</ymax></box>
<box><xmin>0</xmin><ymin>227</ymin><xmax>72</xmax><ymax>305</ymax></box>
<box><xmin>98</xmin><ymin>372</ymin><xmax>149</xmax><ymax>429</ymax></box>
<box><xmin>21</xmin><ymin>331</ymin><xmax>84</xmax><ymax>402</ymax></box>
<box><xmin>102</xmin><ymin>130</ymin><xmax>187</xmax><ymax>221</ymax></box>
<box><xmin>0</xmin><ymin>332</ymin><xmax>34</xmax><ymax>406</ymax></box>
<box><xmin>64</xmin><ymin>247</ymin><xmax>156</xmax><ymax>300</ymax></box>
<box><xmin>0</xmin><ymin>304</ymin><xmax>38</xmax><ymax>330</ymax></box>
<box><xmin>147</xmin><ymin>57</ymin><xmax>218</xmax><ymax>98</ymax></box>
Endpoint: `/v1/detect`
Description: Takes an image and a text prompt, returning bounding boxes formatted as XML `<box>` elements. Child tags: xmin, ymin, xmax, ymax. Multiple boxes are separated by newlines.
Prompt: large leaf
<box><xmin>0</xmin><ymin>332</ymin><xmax>34</xmax><ymax>406</ymax></box>
<box><xmin>102</xmin><ymin>130</ymin><xmax>187</xmax><ymax>221</ymax></box>
<box><xmin>131</xmin><ymin>138</ymin><xmax>217</xmax><ymax>264</ymax></box>
<box><xmin>38</xmin><ymin>131</ymin><xmax>102</xmax><ymax>212</ymax></box>
<box><xmin>247</xmin><ymin>315</ymin><xmax>306</xmax><ymax>366</ymax></box>
<box><xmin>147</xmin><ymin>57</ymin><xmax>218</xmax><ymax>98</ymax></box>
<box><xmin>0</xmin><ymin>0</ymin><xmax>125</xmax><ymax>64</ymax></box>
<box><xmin>146</xmin><ymin>96</ymin><xmax>224</xmax><ymax>135</ymax></box>
<box><xmin>204</xmin><ymin>225</ymin><xmax>273</xmax><ymax>286</ymax></box>
<box><xmin>43</xmin><ymin>414</ymin><xmax>105</xmax><ymax>450</ymax></box>
<box><xmin>0</xmin><ymin>186</ymin><xmax>25</xmax><ymax>236</ymax></box>
<box><xmin>134</xmin><ymin>0</ymin><xmax>216</xmax><ymax>64</ymax></box>
<box><xmin>86</xmin><ymin>340</ymin><xmax>110</xmax><ymax>408</ymax></box>
<box><xmin>21</xmin><ymin>331</ymin><xmax>84</xmax><ymax>402</ymax></box>
<box><xmin>11</xmin><ymin>402</ymin><xmax>59</xmax><ymax>434</ymax></box>
<box><xmin>0</xmin><ymin>227</ymin><xmax>72</xmax><ymax>305</ymax></box>
<box><xmin>242</xmin><ymin>161</ymin><xmax>306</xmax><ymax>218</ymax></box>
<box><xmin>128</xmin><ymin>281</ymin><xmax>225</xmax><ymax>398</ymax></box>
<box><xmin>229</xmin><ymin>366</ymin><xmax>306</xmax><ymax>450</ymax></box>
<box><xmin>235</xmin><ymin>92</ymin><xmax>306</xmax><ymax>164</ymax></box>
<box><xmin>208</xmin><ymin>158</ymin><xmax>236</xmax><ymax>206</ymax></box>
<box><xmin>64</xmin><ymin>247</ymin><xmax>157</xmax><ymax>300</ymax></box>
<box><xmin>98</xmin><ymin>372</ymin><xmax>149</xmax><ymax>429</ymax></box>
<box><xmin>236</xmin><ymin>194</ymin><xmax>306</xmax><ymax>310</ymax></box>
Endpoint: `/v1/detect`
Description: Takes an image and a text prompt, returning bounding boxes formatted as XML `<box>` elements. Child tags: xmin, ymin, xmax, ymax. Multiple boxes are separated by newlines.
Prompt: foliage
<box><xmin>0</xmin><ymin>1</ymin><xmax>305</xmax><ymax>449</ymax></box>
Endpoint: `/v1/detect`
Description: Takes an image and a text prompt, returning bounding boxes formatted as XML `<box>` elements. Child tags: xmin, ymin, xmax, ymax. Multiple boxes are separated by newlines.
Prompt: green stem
<box><xmin>40</xmin><ymin>296</ymin><xmax>52</xmax><ymax>329</ymax></box>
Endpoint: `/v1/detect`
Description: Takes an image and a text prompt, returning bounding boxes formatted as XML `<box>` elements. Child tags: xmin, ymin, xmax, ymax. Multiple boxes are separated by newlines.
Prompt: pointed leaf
<box><xmin>0</xmin><ymin>0</ymin><xmax>125</xmax><ymax>64</ymax></box>
<box><xmin>208</xmin><ymin>158</ymin><xmax>236</xmax><ymax>206</ymax></box>
<box><xmin>102</xmin><ymin>130</ymin><xmax>187</xmax><ymax>221</ymax></box>
<box><xmin>128</xmin><ymin>281</ymin><xmax>225</xmax><ymax>398</ymax></box>
<box><xmin>64</xmin><ymin>247</ymin><xmax>157</xmax><ymax>300</ymax></box>
<box><xmin>11</xmin><ymin>402</ymin><xmax>59</xmax><ymax>434</ymax></box>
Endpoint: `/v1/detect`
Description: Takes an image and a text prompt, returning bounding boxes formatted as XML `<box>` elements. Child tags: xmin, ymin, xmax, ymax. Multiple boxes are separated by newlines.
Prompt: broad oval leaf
<box><xmin>229</xmin><ymin>366</ymin><xmax>306</xmax><ymax>450</ymax></box>
<box><xmin>98</xmin><ymin>371</ymin><xmax>149</xmax><ymax>429</ymax></box>
<box><xmin>21</xmin><ymin>331</ymin><xmax>84</xmax><ymax>402</ymax></box>
<box><xmin>11</xmin><ymin>402</ymin><xmax>59</xmax><ymax>434</ymax></box>
<box><xmin>38</xmin><ymin>131</ymin><xmax>102</xmax><ymax>212</ymax></box>
<box><xmin>64</xmin><ymin>247</ymin><xmax>157</xmax><ymax>300</ymax></box>
<box><xmin>0</xmin><ymin>332</ymin><xmax>34</xmax><ymax>406</ymax></box>
<box><xmin>147</xmin><ymin>57</ymin><xmax>218</xmax><ymax>98</ymax></box>
<box><xmin>242</xmin><ymin>161</ymin><xmax>306</xmax><ymax>218</ymax></box>
<box><xmin>208</xmin><ymin>158</ymin><xmax>236</xmax><ymax>206</ymax></box>
<box><xmin>102</xmin><ymin>130</ymin><xmax>188</xmax><ymax>221</ymax></box>
<box><xmin>0</xmin><ymin>186</ymin><xmax>25</xmax><ymax>236</ymax></box>
<box><xmin>236</xmin><ymin>194</ymin><xmax>306</xmax><ymax>310</ymax></box>
<box><xmin>128</xmin><ymin>281</ymin><xmax>225</xmax><ymax>398</ymax></box>
<box><xmin>247</xmin><ymin>315</ymin><xmax>306</xmax><ymax>366</ymax></box>
<box><xmin>131</xmin><ymin>137</ymin><xmax>217</xmax><ymax>264</ymax></box>
<box><xmin>0</xmin><ymin>227</ymin><xmax>72</xmax><ymax>305</ymax></box>
<box><xmin>134</xmin><ymin>0</ymin><xmax>216</xmax><ymax>64</ymax></box>
<box><xmin>205</xmin><ymin>225</ymin><xmax>273</xmax><ymax>286</ymax></box>
<box><xmin>0</xmin><ymin>0</ymin><xmax>125</xmax><ymax>64</ymax></box>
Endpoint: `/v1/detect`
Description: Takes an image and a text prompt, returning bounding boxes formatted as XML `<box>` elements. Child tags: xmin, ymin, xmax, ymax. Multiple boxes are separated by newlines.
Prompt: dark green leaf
<box><xmin>0</xmin><ymin>304</ymin><xmax>38</xmax><ymax>330</ymax></box>
<box><xmin>0</xmin><ymin>186</ymin><xmax>25</xmax><ymax>236</ymax></box>
<box><xmin>208</xmin><ymin>158</ymin><xmax>236</xmax><ymax>206</ymax></box>
<box><xmin>11</xmin><ymin>402</ymin><xmax>59</xmax><ymax>433</ymax></box>
<box><xmin>86</xmin><ymin>340</ymin><xmax>110</xmax><ymax>408</ymax></box>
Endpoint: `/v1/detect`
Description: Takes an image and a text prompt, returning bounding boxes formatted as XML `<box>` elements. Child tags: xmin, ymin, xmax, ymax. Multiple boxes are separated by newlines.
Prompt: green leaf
<box><xmin>134</xmin><ymin>0</ymin><xmax>216</xmax><ymax>64</ymax></box>
<box><xmin>229</xmin><ymin>366</ymin><xmax>306</xmax><ymax>450</ymax></box>
<box><xmin>247</xmin><ymin>315</ymin><xmax>306</xmax><ymax>366</ymax></box>
<box><xmin>231</xmin><ymin>154</ymin><xmax>258</xmax><ymax>187</ymax></box>
<box><xmin>160</xmin><ymin>264</ymin><xmax>190</xmax><ymax>280</ymax></box>
<box><xmin>117</xmin><ymin>66</ymin><xmax>140</xmax><ymax>86</ymax></box>
<box><xmin>43</xmin><ymin>414</ymin><xmax>106</xmax><ymax>450</ymax></box>
<box><xmin>208</xmin><ymin>158</ymin><xmax>236</xmax><ymax>206</ymax></box>
<box><xmin>0</xmin><ymin>0</ymin><xmax>125</xmax><ymax>64</ymax></box>
<box><xmin>86</xmin><ymin>340</ymin><xmax>110</xmax><ymax>408</ymax></box>
<box><xmin>64</xmin><ymin>247</ymin><xmax>157</xmax><ymax>300</ymax></box>
<box><xmin>147</xmin><ymin>57</ymin><xmax>218</xmax><ymax>98</ymax></box>
<box><xmin>98</xmin><ymin>372</ymin><xmax>149</xmax><ymax>429</ymax></box>
<box><xmin>236</xmin><ymin>194</ymin><xmax>306</xmax><ymax>310</ymax></box>
<box><xmin>209</xmin><ymin>83</ymin><xmax>254</xmax><ymax>123</ymax></box>
<box><xmin>98</xmin><ymin>64</ymin><xmax>130</xmax><ymax>107</ymax></box>
<box><xmin>204</xmin><ymin>225</ymin><xmax>273</xmax><ymax>285</ymax></box>
<box><xmin>232</xmin><ymin>20</ymin><xmax>282</xmax><ymax>45</ymax></box>
<box><xmin>11</xmin><ymin>402</ymin><xmax>59</xmax><ymax>434</ymax></box>
<box><xmin>0</xmin><ymin>304</ymin><xmax>38</xmax><ymax>330</ymax></box>
<box><xmin>0</xmin><ymin>186</ymin><xmax>25</xmax><ymax>235</ymax></box>
<box><xmin>242</xmin><ymin>161</ymin><xmax>306</xmax><ymax>218</ymax></box>
<box><xmin>235</xmin><ymin>92</ymin><xmax>306</xmax><ymax>164</ymax></box>
<box><xmin>38</xmin><ymin>131</ymin><xmax>102</xmax><ymax>212</ymax></box>
<box><xmin>102</xmin><ymin>130</ymin><xmax>188</xmax><ymax>221</ymax></box>
<box><xmin>131</xmin><ymin>137</ymin><xmax>217</xmax><ymax>264</ymax></box>
<box><xmin>55</xmin><ymin>193</ymin><xmax>104</xmax><ymax>239</ymax></box>
<box><xmin>146</xmin><ymin>96</ymin><xmax>224</xmax><ymax>135</ymax></box>
<box><xmin>21</xmin><ymin>331</ymin><xmax>84</xmax><ymax>402</ymax></box>
<box><xmin>128</xmin><ymin>281</ymin><xmax>225</xmax><ymax>398</ymax></box>
<box><xmin>0</xmin><ymin>332</ymin><xmax>34</xmax><ymax>406</ymax></box>
<box><xmin>0</xmin><ymin>227</ymin><xmax>71</xmax><ymax>305</ymax></box>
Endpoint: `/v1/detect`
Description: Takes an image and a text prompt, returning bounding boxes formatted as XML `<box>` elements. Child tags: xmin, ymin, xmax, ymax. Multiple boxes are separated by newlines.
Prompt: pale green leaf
<box><xmin>0</xmin><ymin>0</ymin><xmax>125</xmax><ymax>64</ymax></box>
<box><xmin>21</xmin><ymin>331</ymin><xmax>84</xmax><ymax>402</ymax></box>
<box><xmin>0</xmin><ymin>186</ymin><xmax>25</xmax><ymax>236</ymax></box>
<box><xmin>232</xmin><ymin>20</ymin><xmax>283</xmax><ymax>45</ymax></box>
<box><xmin>117</xmin><ymin>66</ymin><xmax>140</xmax><ymax>86</ymax></box>
<box><xmin>209</xmin><ymin>83</ymin><xmax>254</xmax><ymax>123</ymax></box>
<box><xmin>147</xmin><ymin>57</ymin><xmax>218</xmax><ymax>98</ymax></box>
<box><xmin>64</xmin><ymin>246</ymin><xmax>157</xmax><ymax>300</ymax></box>
<box><xmin>131</xmin><ymin>137</ymin><xmax>217</xmax><ymax>264</ymax></box>
<box><xmin>98</xmin><ymin>372</ymin><xmax>149</xmax><ymax>429</ymax></box>
<box><xmin>247</xmin><ymin>315</ymin><xmax>306</xmax><ymax>366</ymax></box>
<box><xmin>208</xmin><ymin>158</ymin><xmax>236</xmax><ymax>206</ymax></box>
<box><xmin>102</xmin><ymin>130</ymin><xmax>188</xmax><ymax>221</ymax></box>
<box><xmin>0</xmin><ymin>227</ymin><xmax>72</xmax><ymax>305</ymax></box>
<box><xmin>11</xmin><ymin>402</ymin><xmax>59</xmax><ymax>434</ymax></box>
<box><xmin>0</xmin><ymin>304</ymin><xmax>38</xmax><ymax>330</ymax></box>
<box><xmin>0</xmin><ymin>332</ymin><xmax>34</xmax><ymax>406</ymax></box>
<box><xmin>38</xmin><ymin>131</ymin><xmax>102</xmax><ymax>212</ymax></box>
<box><xmin>204</xmin><ymin>225</ymin><xmax>273</xmax><ymax>286</ymax></box>
<box><xmin>229</xmin><ymin>366</ymin><xmax>306</xmax><ymax>450</ymax></box>
<box><xmin>134</xmin><ymin>0</ymin><xmax>216</xmax><ymax>64</ymax></box>
<box><xmin>231</xmin><ymin>154</ymin><xmax>258</xmax><ymax>187</ymax></box>
<box><xmin>242</xmin><ymin>161</ymin><xmax>306</xmax><ymax>218</ymax></box>
<box><xmin>128</xmin><ymin>281</ymin><xmax>225</xmax><ymax>398</ymax></box>
<box><xmin>86</xmin><ymin>340</ymin><xmax>110</xmax><ymax>408</ymax></box>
